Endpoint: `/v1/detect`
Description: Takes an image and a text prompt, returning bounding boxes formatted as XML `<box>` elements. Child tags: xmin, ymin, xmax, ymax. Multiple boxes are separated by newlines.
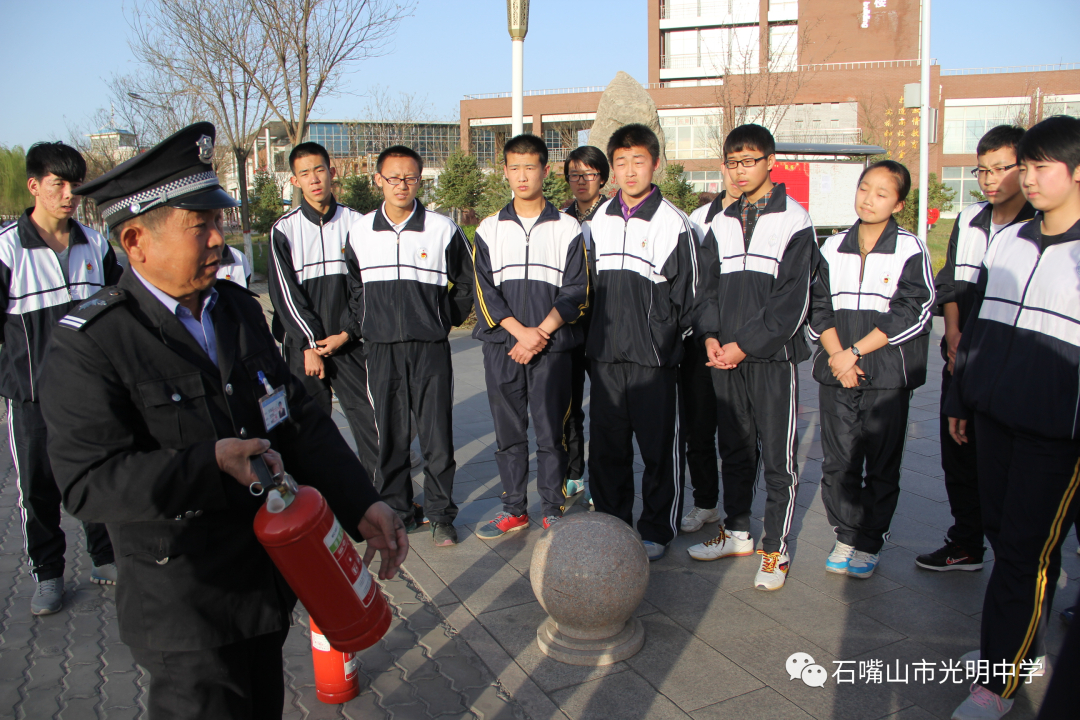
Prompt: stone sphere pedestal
<box><xmin>530</xmin><ymin>513</ymin><xmax>649</xmax><ymax>666</ymax></box>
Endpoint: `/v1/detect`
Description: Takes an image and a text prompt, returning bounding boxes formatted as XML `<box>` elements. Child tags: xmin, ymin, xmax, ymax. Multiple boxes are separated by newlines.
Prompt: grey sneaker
<box><xmin>31</xmin><ymin>578</ymin><xmax>64</xmax><ymax>616</ymax></box>
<box><xmin>432</xmin><ymin>522</ymin><xmax>458</xmax><ymax>547</ymax></box>
<box><xmin>91</xmin><ymin>563</ymin><xmax>118</xmax><ymax>586</ymax></box>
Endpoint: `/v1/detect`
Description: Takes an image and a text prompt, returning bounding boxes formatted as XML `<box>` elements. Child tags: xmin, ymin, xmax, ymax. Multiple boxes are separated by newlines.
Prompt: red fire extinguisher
<box><xmin>251</xmin><ymin>459</ymin><xmax>392</xmax><ymax>653</ymax></box>
<box><xmin>309</xmin><ymin>617</ymin><xmax>360</xmax><ymax>703</ymax></box>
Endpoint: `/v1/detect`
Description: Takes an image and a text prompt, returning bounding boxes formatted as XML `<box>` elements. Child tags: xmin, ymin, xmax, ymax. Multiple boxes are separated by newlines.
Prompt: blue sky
<box><xmin>0</xmin><ymin>0</ymin><xmax>1076</xmax><ymax>148</ymax></box>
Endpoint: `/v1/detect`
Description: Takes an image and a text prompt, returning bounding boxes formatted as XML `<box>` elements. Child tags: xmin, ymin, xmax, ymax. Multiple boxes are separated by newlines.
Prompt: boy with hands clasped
<box><xmin>472</xmin><ymin>134</ymin><xmax>589</xmax><ymax>537</ymax></box>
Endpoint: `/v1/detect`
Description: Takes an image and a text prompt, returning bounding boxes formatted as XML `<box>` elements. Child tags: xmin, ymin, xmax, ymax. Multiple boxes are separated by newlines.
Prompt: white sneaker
<box><xmin>825</xmin><ymin>540</ymin><xmax>856</xmax><ymax>575</ymax></box>
<box><xmin>960</xmin><ymin>650</ymin><xmax>1045</xmax><ymax>677</ymax></box>
<box><xmin>680</xmin><ymin>506</ymin><xmax>721</xmax><ymax>533</ymax></box>
<box><xmin>687</xmin><ymin>526</ymin><xmax>755</xmax><ymax>561</ymax></box>
<box><xmin>950</xmin><ymin>683</ymin><xmax>1013</xmax><ymax>720</ymax></box>
<box><xmin>754</xmin><ymin>550</ymin><xmax>790</xmax><ymax>591</ymax></box>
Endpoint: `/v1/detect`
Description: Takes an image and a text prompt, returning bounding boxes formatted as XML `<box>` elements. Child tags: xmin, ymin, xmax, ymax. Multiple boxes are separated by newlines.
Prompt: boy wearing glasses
<box><xmin>688</xmin><ymin>124</ymin><xmax>817</xmax><ymax>591</ymax></box>
<box><xmin>345</xmin><ymin>145</ymin><xmax>475</xmax><ymax>546</ymax></box>
<box><xmin>916</xmin><ymin>125</ymin><xmax>1034</xmax><ymax>573</ymax></box>
<box><xmin>472</xmin><ymin>134</ymin><xmax>589</xmax><ymax>536</ymax></box>
<box><xmin>562</xmin><ymin>146</ymin><xmax>609</xmax><ymax>500</ymax></box>
<box><xmin>586</xmin><ymin>124</ymin><xmax>698</xmax><ymax>561</ymax></box>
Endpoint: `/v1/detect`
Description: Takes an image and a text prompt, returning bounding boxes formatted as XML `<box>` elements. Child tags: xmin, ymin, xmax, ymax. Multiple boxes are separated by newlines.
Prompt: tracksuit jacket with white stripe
<box><xmin>0</xmin><ymin>211</ymin><xmax>123</xmax><ymax>402</ymax></box>
<box><xmin>809</xmin><ymin>218</ymin><xmax>936</xmax><ymax>389</ymax></box>
<box><xmin>586</xmin><ymin>189</ymin><xmax>698</xmax><ymax>366</ymax></box>
<box><xmin>934</xmin><ymin>200</ymin><xmax>1035</xmax><ymax>359</ymax></box>
<box><xmin>472</xmin><ymin>201</ymin><xmax>590</xmax><ymax>350</ymax></box>
<box><xmin>944</xmin><ymin>216</ymin><xmax>1080</xmax><ymax>440</ymax></box>
<box><xmin>345</xmin><ymin>201</ymin><xmax>475</xmax><ymax>342</ymax></box>
<box><xmin>268</xmin><ymin>198</ymin><xmax>362</xmax><ymax>348</ymax></box>
<box><xmin>693</xmin><ymin>184</ymin><xmax>817</xmax><ymax>363</ymax></box>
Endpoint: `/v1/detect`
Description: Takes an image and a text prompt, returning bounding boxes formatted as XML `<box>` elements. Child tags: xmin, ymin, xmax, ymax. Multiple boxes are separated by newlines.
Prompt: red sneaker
<box><xmin>477</xmin><ymin>512</ymin><xmax>529</xmax><ymax>540</ymax></box>
<box><xmin>543</xmin><ymin>515</ymin><xmax>561</xmax><ymax>530</ymax></box>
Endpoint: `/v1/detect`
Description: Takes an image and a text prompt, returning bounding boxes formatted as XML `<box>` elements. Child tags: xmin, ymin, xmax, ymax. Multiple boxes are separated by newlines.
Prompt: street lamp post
<box><xmin>917</xmin><ymin>0</ymin><xmax>931</xmax><ymax>243</ymax></box>
<box><xmin>507</xmin><ymin>0</ymin><xmax>529</xmax><ymax>137</ymax></box>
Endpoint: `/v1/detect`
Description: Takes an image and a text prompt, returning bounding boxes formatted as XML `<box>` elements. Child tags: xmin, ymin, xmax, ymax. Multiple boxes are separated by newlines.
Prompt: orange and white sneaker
<box><xmin>687</xmin><ymin>526</ymin><xmax>755</xmax><ymax>561</ymax></box>
<box><xmin>754</xmin><ymin>550</ymin><xmax>790</xmax><ymax>591</ymax></box>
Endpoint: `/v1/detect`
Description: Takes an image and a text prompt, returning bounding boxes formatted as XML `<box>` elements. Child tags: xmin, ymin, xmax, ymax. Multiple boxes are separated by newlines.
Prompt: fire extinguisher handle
<box><xmin>249</xmin><ymin>455</ymin><xmax>275</xmax><ymax>496</ymax></box>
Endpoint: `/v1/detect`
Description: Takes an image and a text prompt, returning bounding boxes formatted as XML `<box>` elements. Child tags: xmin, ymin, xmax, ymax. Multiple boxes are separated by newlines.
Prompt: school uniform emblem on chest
<box><xmin>641</xmin><ymin>239</ymin><xmax>647</xmax><ymax>249</ymax></box>
<box><xmin>417</xmin><ymin>248</ymin><xmax>428</xmax><ymax>260</ymax></box>
<box><xmin>881</xmin><ymin>272</ymin><xmax>892</xmax><ymax>285</ymax></box>
<box><xmin>86</xmin><ymin>263</ymin><xmax>93</xmax><ymax>272</ymax></box>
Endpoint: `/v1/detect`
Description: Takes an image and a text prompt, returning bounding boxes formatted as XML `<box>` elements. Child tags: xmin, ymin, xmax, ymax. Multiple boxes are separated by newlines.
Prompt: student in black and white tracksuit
<box><xmin>688</xmin><ymin>125</ymin><xmax>817</xmax><ymax>592</ymax></box>
<box><xmin>587</xmin><ymin>125</ymin><xmax>697</xmax><ymax>560</ymax></box>
<box><xmin>680</xmin><ymin>182</ymin><xmax>739</xmax><ymax>533</ymax></box>
<box><xmin>217</xmin><ymin>244</ymin><xmax>252</xmax><ymax>287</ymax></box>
<box><xmin>474</xmin><ymin>135</ymin><xmax>589</xmax><ymax>538</ymax></box>
<box><xmin>808</xmin><ymin>161</ymin><xmax>933</xmax><ymax>581</ymax></box>
<box><xmin>945</xmin><ymin>117</ymin><xmax>1080</xmax><ymax>719</ymax></box>
<box><xmin>917</xmin><ymin>125</ymin><xmax>1035</xmax><ymax>573</ymax></box>
<box><xmin>1</xmin><ymin>143</ymin><xmax>121</xmax><ymax>615</ymax></box>
<box><xmin>345</xmin><ymin>146</ymin><xmax>474</xmax><ymax>547</ymax></box>
<box><xmin>268</xmin><ymin>142</ymin><xmax>378</xmax><ymax>478</ymax></box>
<box><xmin>560</xmin><ymin>145</ymin><xmax>609</xmax><ymax>499</ymax></box>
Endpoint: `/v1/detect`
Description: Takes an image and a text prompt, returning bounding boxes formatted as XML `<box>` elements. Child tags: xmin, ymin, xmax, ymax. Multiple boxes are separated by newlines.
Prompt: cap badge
<box><xmin>196</xmin><ymin>135</ymin><xmax>214</xmax><ymax>164</ymax></box>
<box><xmin>130</xmin><ymin>202</ymin><xmax>142</xmax><ymax>215</ymax></box>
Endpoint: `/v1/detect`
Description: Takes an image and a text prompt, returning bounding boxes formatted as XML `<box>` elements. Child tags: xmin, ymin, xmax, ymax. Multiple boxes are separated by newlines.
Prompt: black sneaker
<box><xmin>432</xmin><ymin>522</ymin><xmax>458</xmax><ymax>547</ymax></box>
<box><xmin>915</xmin><ymin>541</ymin><xmax>984</xmax><ymax>571</ymax></box>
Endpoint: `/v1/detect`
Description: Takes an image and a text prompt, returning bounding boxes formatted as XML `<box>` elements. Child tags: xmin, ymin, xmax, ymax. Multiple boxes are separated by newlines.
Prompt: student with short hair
<box><xmin>809</xmin><ymin>161</ymin><xmax>934</xmax><ymax>580</ymax></box>
<box><xmin>687</xmin><ymin>124</ymin><xmax>817</xmax><ymax>591</ymax></box>
<box><xmin>345</xmin><ymin>145</ymin><xmax>474</xmax><ymax>546</ymax></box>
<box><xmin>916</xmin><ymin>125</ymin><xmax>1035</xmax><ymax>573</ymax></box>
<box><xmin>945</xmin><ymin>115</ymin><xmax>1080</xmax><ymax>720</ymax></box>
<box><xmin>681</xmin><ymin>165</ymin><xmax>740</xmax><ymax>533</ymax></box>
<box><xmin>0</xmin><ymin>142</ymin><xmax>122</xmax><ymax>615</ymax></box>
<box><xmin>561</xmin><ymin>145</ymin><xmax>609</xmax><ymax>500</ymax></box>
<box><xmin>586</xmin><ymin>124</ymin><xmax>697</xmax><ymax>560</ymax></box>
<box><xmin>268</xmin><ymin>142</ymin><xmax>378</xmax><ymax>478</ymax></box>
<box><xmin>472</xmin><ymin>134</ymin><xmax>589</xmax><ymax>536</ymax></box>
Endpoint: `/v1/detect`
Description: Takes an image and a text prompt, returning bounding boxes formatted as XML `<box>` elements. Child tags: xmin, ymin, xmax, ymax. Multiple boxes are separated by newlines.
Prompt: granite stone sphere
<box><xmin>530</xmin><ymin>512</ymin><xmax>649</xmax><ymax>654</ymax></box>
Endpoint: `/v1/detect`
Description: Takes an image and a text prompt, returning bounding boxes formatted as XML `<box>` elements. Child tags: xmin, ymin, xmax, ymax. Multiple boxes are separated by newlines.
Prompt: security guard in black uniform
<box><xmin>39</xmin><ymin>123</ymin><xmax>407</xmax><ymax>720</ymax></box>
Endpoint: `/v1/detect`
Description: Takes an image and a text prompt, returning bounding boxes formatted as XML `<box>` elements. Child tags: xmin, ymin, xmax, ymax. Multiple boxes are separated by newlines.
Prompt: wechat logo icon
<box><xmin>786</xmin><ymin>652</ymin><xmax>828</xmax><ymax>688</ymax></box>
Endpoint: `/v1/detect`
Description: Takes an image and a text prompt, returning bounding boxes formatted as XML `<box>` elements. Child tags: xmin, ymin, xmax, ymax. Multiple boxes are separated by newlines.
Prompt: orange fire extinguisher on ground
<box><xmin>309</xmin><ymin>617</ymin><xmax>360</xmax><ymax>703</ymax></box>
<box><xmin>251</xmin><ymin>459</ymin><xmax>393</xmax><ymax>653</ymax></box>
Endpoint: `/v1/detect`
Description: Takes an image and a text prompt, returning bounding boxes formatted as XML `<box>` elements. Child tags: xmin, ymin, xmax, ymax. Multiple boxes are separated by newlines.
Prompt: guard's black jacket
<box><xmin>40</xmin><ymin>272</ymin><xmax>379</xmax><ymax>651</ymax></box>
<box><xmin>808</xmin><ymin>219</ymin><xmax>936</xmax><ymax>389</ymax></box>
<box><xmin>944</xmin><ymin>216</ymin><xmax>1080</xmax><ymax>440</ymax></box>
<box><xmin>0</xmin><ymin>211</ymin><xmax>122</xmax><ymax>402</ymax></box>
<box><xmin>586</xmin><ymin>188</ymin><xmax>697</xmax><ymax>367</ymax></box>
<box><xmin>344</xmin><ymin>201</ymin><xmax>474</xmax><ymax>343</ymax></box>
<box><xmin>269</xmin><ymin>197</ymin><xmax>362</xmax><ymax>348</ymax></box>
<box><xmin>693</xmin><ymin>184</ymin><xmax>818</xmax><ymax>363</ymax></box>
<box><xmin>933</xmin><ymin>199</ymin><xmax>1035</xmax><ymax>359</ymax></box>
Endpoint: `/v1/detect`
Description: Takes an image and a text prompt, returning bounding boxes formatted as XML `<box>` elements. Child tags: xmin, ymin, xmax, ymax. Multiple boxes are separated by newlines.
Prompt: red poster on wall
<box><xmin>770</xmin><ymin>162</ymin><xmax>810</xmax><ymax>211</ymax></box>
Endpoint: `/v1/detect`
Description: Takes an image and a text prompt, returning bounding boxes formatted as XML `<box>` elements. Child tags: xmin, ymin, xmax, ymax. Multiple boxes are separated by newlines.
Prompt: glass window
<box><xmin>942</xmin><ymin>105</ymin><xmax>1028</xmax><ymax>155</ymax></box>
<box><xmin>769</xmin><ymin>25</ymin><xmax>798</xmax><ymax>73</ymax></box>
<box><xmin>941</xmin><ymin>166</ymin><xmax>982</xmax><ymax>213</ymax></box>
<box><xmin>680</xmin><ymin>169</ymin><xmax>724</xmax><ymax>193</ymax></box>
<box><xmin>661</xmin><ymin>115</ymin><xmax>721</xmax><ymax>160</ymax></box>
<box><xmin>1043</xmin><ymin>101</ymin><xmax>1080</xmax><ymax>119</ymax></box>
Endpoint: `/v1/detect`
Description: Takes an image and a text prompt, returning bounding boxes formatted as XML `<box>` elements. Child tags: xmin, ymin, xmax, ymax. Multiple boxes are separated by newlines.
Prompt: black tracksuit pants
<box><xmin>8</xmin><ymin>399</ymin><xmax>113</xmax><ymax>582</ymax></box>
<box><xmin>365</xmin><ymin>341</ymin><xmax>457</xmax><ymax>525</ymax></box>
<box><xmin>973</xmin><ymin>411</ymin><xmax>1080</xmax><ymax>699</ymax></box>
<box><xmin>282</xmin><ymin>341</ymin><xmax>378</xmax><ymax>481</ymax></box>
<box><xmin>484</xmin><ymin>344</ymin><xmax>572</xmax><ymax>518</ymax></box>
<box><xmin>939</xmin><ymin>367</ymin><xmax>984</xmax><ymax>553</ymax></box>
<box><xmin>819</xmin><ymin>385</ymin><xmax>909</xmax><ymax>554</ymax></box>
<box><xmin>678</xmin><ymin>337</ymin><xmax>719</xmax><ymax>510</ymax></box>
<box><xmin>588</xmin><ymin>360</ymin><xmax>683</xmax><ymax>545</ymax></box>
<box><xmin>713</xmin><ymin>361</ymin><xmax>800</xmax><ymax>554</ymax></box>
<box><xmin>564</xmin><ymin>344</ymin><xmax>588</xmax><ymax>481</ymax></box>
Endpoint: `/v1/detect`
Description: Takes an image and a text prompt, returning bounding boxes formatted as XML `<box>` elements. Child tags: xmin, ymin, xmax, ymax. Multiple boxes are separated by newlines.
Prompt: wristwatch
<box><xmin>850</xmin><ymin>345</ymin><xmax>862</xmax><ymax>358</ymax></box>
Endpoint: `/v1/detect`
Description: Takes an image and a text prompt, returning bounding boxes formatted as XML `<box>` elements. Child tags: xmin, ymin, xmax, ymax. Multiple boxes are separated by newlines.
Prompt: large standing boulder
<box><xmin>588</xmin><ymin>72</ymin><xmax>668</xmax><ymax>175</ymax></box>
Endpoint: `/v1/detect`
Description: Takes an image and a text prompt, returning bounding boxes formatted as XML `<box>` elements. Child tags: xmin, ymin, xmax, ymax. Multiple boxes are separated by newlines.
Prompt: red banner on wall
<box><xmin>770</xmin><ymin>162</ymin><xmax>810</xmax><ymax>211</ymax></box>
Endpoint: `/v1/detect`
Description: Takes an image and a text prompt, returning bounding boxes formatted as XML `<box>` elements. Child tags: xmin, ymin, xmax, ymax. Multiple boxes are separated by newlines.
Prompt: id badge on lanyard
<box><xmin>257</xmin><ymin>371</ymin><xmax>290</xmax><ymax>432</ymax></box>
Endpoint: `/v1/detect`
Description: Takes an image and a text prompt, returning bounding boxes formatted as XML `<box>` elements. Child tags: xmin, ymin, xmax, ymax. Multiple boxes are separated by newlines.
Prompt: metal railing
<box><xmin>464</xmin><ymin>82</ymin><xmax>666</xmax><ymax>100</ymax></box>
<box><xmin>662</xmin><ymin>55</ymin><xmax>924</xmax><ymax>71</ymax></box>
<box><xmin>659</xmin><ymin>1</ymin><xmax>768</xmax><ymax>22</ymax></box>
<box><xmin>940</xmin><ymin>63</ymin><xmax>1080</xmax><ymax>76</ymax></box>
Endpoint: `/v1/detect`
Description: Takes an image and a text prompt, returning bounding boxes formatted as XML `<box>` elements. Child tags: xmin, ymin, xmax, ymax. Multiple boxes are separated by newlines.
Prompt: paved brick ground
<box><xmin>0</xmin><ymin>282</ymin><xmax>1073</xmax><ymax>719</ymax></box>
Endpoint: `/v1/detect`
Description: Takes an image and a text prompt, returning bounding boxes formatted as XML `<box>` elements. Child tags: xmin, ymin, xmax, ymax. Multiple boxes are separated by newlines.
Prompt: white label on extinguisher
<box><xmin>311</xmin><ymin>630</ymin><xmax>331</xmax><ymax>652</ymax></box>
<box><xmin>323</xmin><ymin>517</ymin><xmax>376</xmax><ymax>607</ymax></box>
<box><xmin>343</xmin><ymin>653</ymin><xmax>358</xmax><ymax>680</ymax></box>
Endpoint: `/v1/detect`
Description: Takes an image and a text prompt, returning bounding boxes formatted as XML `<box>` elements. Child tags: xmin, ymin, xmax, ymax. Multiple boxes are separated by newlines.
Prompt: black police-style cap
<box><xmin>76</xmin><ymin>121</ymin><xmax>240</xmax><ymax>229</ymax></box>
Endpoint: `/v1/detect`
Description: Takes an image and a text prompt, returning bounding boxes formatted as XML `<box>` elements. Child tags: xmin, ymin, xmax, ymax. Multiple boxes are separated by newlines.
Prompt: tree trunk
<box><xmin>234</xmin><ymin>147</ymin><xmax>254</xmax><ymax>267</ymax></box>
